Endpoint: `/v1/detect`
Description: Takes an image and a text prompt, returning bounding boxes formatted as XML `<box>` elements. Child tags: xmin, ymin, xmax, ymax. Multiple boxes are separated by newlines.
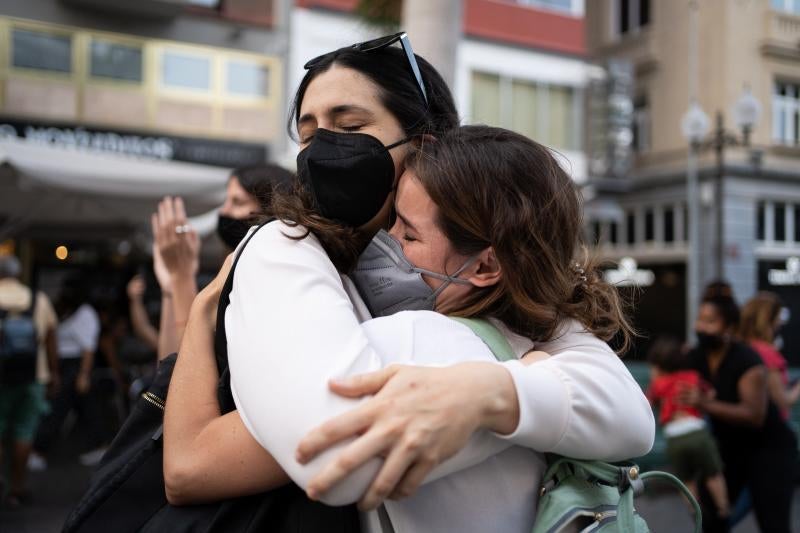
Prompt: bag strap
<box><xmin>541</xmin><ymin>457</ymin><xmax>702</xmax><ymax>533</ymax></box>
<box><xmin>213</xmin><ymin>220</ymin><xmax>272</xmax><ymax>413</ymax></box>
<box><xmin>449</xmin><ymin>317</ymin><xmax>516</xmax><ymax>362</ymax></box>
<box><xmin>641</xmin><ymin>470</ymin><xmax>702</xmax><ymax>532</ymax></box>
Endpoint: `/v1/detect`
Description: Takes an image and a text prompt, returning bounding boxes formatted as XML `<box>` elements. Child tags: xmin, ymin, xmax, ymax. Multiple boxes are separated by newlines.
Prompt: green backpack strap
<box><xmin>449</xmin><ymin>317</ymin><xmax>517</xmax><ymax>362</ymax></box>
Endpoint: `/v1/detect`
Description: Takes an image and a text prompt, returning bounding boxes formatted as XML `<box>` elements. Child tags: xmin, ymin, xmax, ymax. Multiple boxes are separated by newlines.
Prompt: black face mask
<box><xmin>216</xmin><ymin>214</ymin><xmax>252</xmax><ymax>249</ymax></box>
<box><xmin>695</xmin><ymin>331</ymin><xmax>725</xmax><ymax>352</ymax></box>
<box><xmin>296</xmin><ymin>128</ymin><xmax>410</xmax><ymax>227</ymax></box>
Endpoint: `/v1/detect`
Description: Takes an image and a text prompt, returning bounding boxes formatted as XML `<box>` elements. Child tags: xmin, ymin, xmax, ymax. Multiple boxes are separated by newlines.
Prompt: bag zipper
<box><xmin>141</xmin><ymin>391</ymin><xmax>165</xmax><ymax>411</ymax></box>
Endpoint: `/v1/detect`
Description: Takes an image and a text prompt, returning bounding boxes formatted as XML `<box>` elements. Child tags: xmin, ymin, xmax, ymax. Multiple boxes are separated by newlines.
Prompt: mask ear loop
<box><xmin>419</xmin><ymin>254</ymin><xmax>482</xmax><ymax>305</ymax></box>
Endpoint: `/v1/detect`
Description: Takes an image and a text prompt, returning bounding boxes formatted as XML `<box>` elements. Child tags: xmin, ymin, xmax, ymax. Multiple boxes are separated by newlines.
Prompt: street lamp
<box><xmin>681</xmin><ymin>101</ymin><xmax>710</xmax><ymax>341</ymax></box>
<box><xmin>680</xmin><ymin>89</ymin><xmax>761</xmax><ymax>339</ymax></box>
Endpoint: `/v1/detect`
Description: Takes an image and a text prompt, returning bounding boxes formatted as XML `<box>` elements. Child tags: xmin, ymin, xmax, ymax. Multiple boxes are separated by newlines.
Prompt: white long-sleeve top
<box><xmin>226</xmin><ymin>221</ymin><xmax>654</xmax><ymax>532</ymax></box>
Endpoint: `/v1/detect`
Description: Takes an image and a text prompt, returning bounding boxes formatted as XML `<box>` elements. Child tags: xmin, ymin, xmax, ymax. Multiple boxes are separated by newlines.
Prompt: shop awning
<box><xmin>0</xmin><ymin>137</ymin><xmax>229</xmax><ymax>237</ymax></box>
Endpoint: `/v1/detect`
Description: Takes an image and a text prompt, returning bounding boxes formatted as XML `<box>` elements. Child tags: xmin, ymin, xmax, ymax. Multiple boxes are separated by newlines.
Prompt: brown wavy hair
<box><xmin>407</xmin><ymin>125</ymin><xmax>635</xmax><ymax>353</ymax></box>
<box><xmin>739</xmin><ymin>291</ymin><xmax>783</xmax><ymax>344</ymax></box>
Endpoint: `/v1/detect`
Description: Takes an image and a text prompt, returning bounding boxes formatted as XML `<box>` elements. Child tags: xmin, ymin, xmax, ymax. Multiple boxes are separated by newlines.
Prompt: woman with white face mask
<box><xmin>163</xmin><ymin>34</ymin><xmax>654</xmax><ymax>533</ymax></box>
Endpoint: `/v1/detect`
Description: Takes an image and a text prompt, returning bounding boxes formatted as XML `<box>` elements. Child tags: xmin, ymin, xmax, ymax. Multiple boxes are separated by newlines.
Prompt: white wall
<box><xmin>455</xmin><ymin>38</ymin><xmax>591</xmax><ymax>183</ymax></box>
<box><xmin>282</xmin><ymin>8</ymin><xmax>380</xmax><ymax>164</ymax></box>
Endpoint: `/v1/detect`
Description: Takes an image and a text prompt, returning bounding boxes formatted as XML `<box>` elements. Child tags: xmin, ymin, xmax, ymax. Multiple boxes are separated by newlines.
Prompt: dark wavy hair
<box><xmin>269</xmin><ymin>42</ymin><xmax>460</xmax><ymax>272</ymax></box>
<box><xmin>231</xmin><ymin>164</ymin><xmax>293</xmax><ymax>216</ymax></box>
<box><xmin>407</xmin><ymin>125</ymin><xmax>635</xmax><ymax>352</ymax></box>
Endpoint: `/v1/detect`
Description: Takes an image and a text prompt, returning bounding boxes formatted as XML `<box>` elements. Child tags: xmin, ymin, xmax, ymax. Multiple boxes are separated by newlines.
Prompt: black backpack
<box><xmin>0</xmin><ymin>289</ymin><xmax>38</xmax><ymax>385</ymax></box>
<box><xmin>62</xmin><ymin>224</ymin><xmax>361</xmax><ymax>533</ymax></box>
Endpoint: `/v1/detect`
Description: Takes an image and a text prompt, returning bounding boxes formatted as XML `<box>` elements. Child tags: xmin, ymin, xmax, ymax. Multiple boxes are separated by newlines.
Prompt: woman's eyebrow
<box><xmin>396</xmin><ymin>210</ymin><xmax>418</xmax><ymax>233</ymax></box>
<box><xmin>298</xmin><ymin>105</ymin><xmax>374</xmax><ymax>127</ymax></box>
<box><xmin>330</xmin><ymin>104</ymin><xmax>374</xmax><ymax>118</ymax></box>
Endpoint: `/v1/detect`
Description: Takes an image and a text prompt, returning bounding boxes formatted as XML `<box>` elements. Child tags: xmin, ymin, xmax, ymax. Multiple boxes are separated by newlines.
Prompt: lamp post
<box><xmin>681</xmin><ymin>102</ymin><xmax>710</xmax><ymax>341</ymax></box>
<box><xmin>680</xmin><ymin>89</ymin><xmax>761</xmax><ymax>338</ymax></box>
<box><xmin>709</xmin><ymin>89</ymin><xmax>762</xmax><ymax>280</ymax></box>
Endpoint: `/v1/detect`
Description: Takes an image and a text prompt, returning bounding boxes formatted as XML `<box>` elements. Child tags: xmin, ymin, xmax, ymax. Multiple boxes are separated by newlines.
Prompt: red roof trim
<box><xmin>464</xmin><ymin>0</ymin><xmax>585</xmax><ymax>56</ymax></box>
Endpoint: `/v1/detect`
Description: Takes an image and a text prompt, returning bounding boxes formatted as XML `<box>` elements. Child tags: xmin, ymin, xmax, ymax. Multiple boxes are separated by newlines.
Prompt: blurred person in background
<box><xmin>739</xmin><ymin>292</ymin><xmax>800</xmax><ymax>420</ymax></box>
<box><xmin>149</xmin><ymin>165</ymin><xmax>292</xmax><ymax>359</ymax></box>
<box><xmin>126</xmin><ymin>275</ymin><xmax>158</xmax><ymax>354</ymax></box>
<box><xmin>0</xmin><ymin>254</ymin><xmax>58</xmax><ymax>507</ymax></box>
<box><xmin>646</xmin><ymin>336</ymin><xmax>729</xmax><ymax>519</ymax></box>
<box><xmin>30</xmin><ymin>275</ymin><xmax>100</xmax><ymax>470</ymax></box>
<box><xmin>683</xmin><ymin>293</ymin><xmax>797</xmax><ymax>533</ymax></box>
<box><xmin>77</xmin><ymin>305</ymin><xmax>131</xmax><ymax>467</ymax></box>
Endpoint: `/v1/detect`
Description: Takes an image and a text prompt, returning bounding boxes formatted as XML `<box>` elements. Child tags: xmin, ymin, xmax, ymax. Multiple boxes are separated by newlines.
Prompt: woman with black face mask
<box><xmin>216</xmin><ymin>165</ymin><xmax>294</xmax><ymax>251</ymax></box>
<box><xmin>147</xmin><ymin>165</ymin><xmax>292</xmax><ymax>360</ymax></box>
<box><xmin>684</xmin><ymin>294</ymin><xmax>796</xmax><ymax>533</ymax></box>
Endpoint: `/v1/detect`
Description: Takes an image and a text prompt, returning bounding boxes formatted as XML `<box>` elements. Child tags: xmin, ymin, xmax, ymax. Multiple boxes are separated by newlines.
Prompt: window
<box><xmin>795</xmin><ymin>205</ymin><xmax>800</xmax><ymax>242</ymax></box>
<box><xmin>616</xmin><ymin>0</ymin><xmax>650</xmax><ymax>37</ymax></box>
<box><xmin>12</xmin><ymin>28</ymin><xmax>72</xmax><ymax>73</ymax></box>
<box><xmin>470</xmin><ymin>72</ymin><xmax>579</xmax><ymax>150</ymax></box>
<box><xmin>514</xmin><ymin>0</ymin><xmax>575</xmax><ymax>15</ymax></box>
<box><xmin>226</xmin><ymin>60</ymin><xmax>270</xmax><ymax>97</ymax></box>
<box><xmin>162</xmin><ymin>50</ymin><xmax>211</xmax><ymax>91</ymax></box>
<box><xmin>510</xmin><ymin>79</ymin><xmax>539</xmax><ymax>140</ymax></box>
<box><xmin>773</xmin><ymin>81</ymin><xmax>800</xmax><ymax>145</ymax></box>
<box><xmin>90</xmin><ymin>39</ymin><xmax>143</xmax><ymax>82</ymax></box>
<box><xmin>663</xmin><ymin>207</ymin><xmax>674</xmax><ymax>243</ymax></box>
<box><xmin>772</xmin><ymin>0</ymin><xmax>800</xmax><ymax>15</ymax></box>
<box><xmin>682</xmin><ymin>204</ymin><xmax>688</xmax><ymax>241</ymax></box>
<box><xmin>626</xmin><ymin>211</ymin><xmax>636</xmax><ymax>245</ymax></box>
<box><xmin>775</xmin><ymin>202</ymin><xmax>786</xmax><ymax>241</ymax></box>
<box><xmin>632</xmin><ymin>95</ymin><xmax>650</xmax><ymax>152</ymax></box>
<box><xmin>590</xmin><ymin>221</ymin><xmax>602</xmax><ymax>246</ymax></box>
<box><xmin>548</xmin><ymin>85</ymin><xmax>576</xmax><ymax>150</ymax></box>
<box><xmin>757</xmin><ymin>201</ymin><xmax>766</xmax><ymax>241</ymax></box>
<box><xmin>471</xmin><ymin>72</ymin><xmax>502</xmax><ymax>126</ymax></box>
<box><xmin>610</xmin><ymin>221</ymin><xmax>619</xmax><ymax>245</ymax></box>
<box><xmin>644</xmin><ymin>208</ymin><xmax>654</xmax><ymax>242</ymax></box>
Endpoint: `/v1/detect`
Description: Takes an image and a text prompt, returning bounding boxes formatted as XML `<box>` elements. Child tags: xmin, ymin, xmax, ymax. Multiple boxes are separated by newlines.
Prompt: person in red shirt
<box><xmin>647</xmin><ymin>336</ymin><xmax>729</xmax><ymax>519</ymax></box>
<box><xmin>740</xmin><ymin>292</ymin><xmax>800</xmax><ymax>421</ymax></box>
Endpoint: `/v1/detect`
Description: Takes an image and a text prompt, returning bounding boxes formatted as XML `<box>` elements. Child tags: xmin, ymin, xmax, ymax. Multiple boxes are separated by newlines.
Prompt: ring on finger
<box><xmin>175</xmin><ymin>224</ymin><xmax>191</xmax><ymax>234</ymax></box>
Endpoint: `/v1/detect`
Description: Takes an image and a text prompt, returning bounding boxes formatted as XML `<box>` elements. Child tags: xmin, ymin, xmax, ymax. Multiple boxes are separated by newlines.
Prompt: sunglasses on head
<box><xmin>303</xmin><ymin>31</ymin><xmax>428</xmax><ymax>107</ymax></box>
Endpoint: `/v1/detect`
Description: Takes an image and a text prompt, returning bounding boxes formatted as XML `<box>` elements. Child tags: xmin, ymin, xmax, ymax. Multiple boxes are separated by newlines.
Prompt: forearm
<box><xmin>45</xmin><ymin>329</ymin><xmax>58</xmax><ymax>378</ymax></box>
<box><xmin>157</xmin><ymin>295</ymin><xmax>179</xmax><ymax>360</ymax></box>
<box><xmin>497</xmin><ymin>349</ymin><xmax>655</xmax><ymax>460</ymax></box>
<box><xmin>171</xmin><ymin>274</ymin><xmax>197</xmax><ymax>345</ymax></box>
<box><xmin>768</xmin><ymin>373</ymin><xmax>791</xmax><ymax>413</ymax></box>
<box><xmin>703</xmin><ymin>399</ymin><xmax>765</xmax><ymax>427</ymax></box>
<box><xmin>78</xmin><ymin>349</ymin><xmax>94</xmax><ymax>377</ymax></box>
<box><xmin>129</xmin><ymin>298</ymin><xmax>158</xmax><ymax>350</ymax></box>
<box><xmin>163</xmin><ymin>294</ymin><xmax>288</xmax><ymax>504</ymax></box>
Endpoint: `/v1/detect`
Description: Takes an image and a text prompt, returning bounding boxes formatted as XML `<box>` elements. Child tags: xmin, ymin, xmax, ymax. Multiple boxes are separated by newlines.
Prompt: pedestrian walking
<box><xmin>0</xmin><ymin>254</ymin><xmax>58</xmax><ymax>507</ymax></box>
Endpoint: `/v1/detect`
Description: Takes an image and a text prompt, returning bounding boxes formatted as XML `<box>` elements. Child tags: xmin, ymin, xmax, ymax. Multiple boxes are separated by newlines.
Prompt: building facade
<box><xmin>585</xmin><ymin>0</ymin><xmax>800</xmax><ymax>361</ymax></box>
<box><xmin>0</xmin><ymin>0</ymin><xmax>288</xmax><ymax>287</ymax></box>
<box><xmin>289</xmin><ymin>0</ymin><xmax>590</xmax><ymax>181</ymax></box>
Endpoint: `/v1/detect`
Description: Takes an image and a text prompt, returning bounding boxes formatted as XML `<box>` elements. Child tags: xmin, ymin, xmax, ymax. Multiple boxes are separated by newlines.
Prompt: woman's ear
<box><xmin>467</xmin><ymin>247</ymin><xmax>502</xmax><ymax>288</ymax></box>
<box><xmin>413</xmin><ymin>133</ymin><xmax>438</xmax><ymax>148</ymax></box>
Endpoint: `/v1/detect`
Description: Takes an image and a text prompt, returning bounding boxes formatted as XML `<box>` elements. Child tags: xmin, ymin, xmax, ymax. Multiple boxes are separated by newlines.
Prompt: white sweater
<box><xmin>226</xmin><ymin>221</ymin><xmax>654</xmax><ymax>533</ymax></box>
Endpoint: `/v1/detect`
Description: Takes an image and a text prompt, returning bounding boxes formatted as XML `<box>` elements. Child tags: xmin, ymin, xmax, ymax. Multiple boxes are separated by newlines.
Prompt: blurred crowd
<box><xmin>646</xmin><ymin>282</ymin><xmax>799</xmax><ymax>531</ymax></box>
<box><xmin>0</xmin><ymin>163</ymin><xmax>292</xmax><ymax>508</ymax></box>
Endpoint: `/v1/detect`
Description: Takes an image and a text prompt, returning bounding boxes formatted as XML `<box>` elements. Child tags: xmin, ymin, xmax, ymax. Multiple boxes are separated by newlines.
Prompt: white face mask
<box><xmin>350</xmin><ymin>230</ymin><xmax>477</xmax><ymax>318</ymax></box>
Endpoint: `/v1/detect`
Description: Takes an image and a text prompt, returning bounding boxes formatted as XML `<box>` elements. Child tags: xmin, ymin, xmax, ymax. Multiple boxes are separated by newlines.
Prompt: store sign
<box><xmin>768</xmin><ymin>257</ymin><xmax>800</xmax><ymax>286</ymax></box>
<box><xmin>0</xmin><ymin>119</ymin><xmax>266</xmax><ymax>168</ymax></box>
<box><xmin>604</xmin><ymin>257</ymin><xmax>655</xmax><ymax>287</ymax></box>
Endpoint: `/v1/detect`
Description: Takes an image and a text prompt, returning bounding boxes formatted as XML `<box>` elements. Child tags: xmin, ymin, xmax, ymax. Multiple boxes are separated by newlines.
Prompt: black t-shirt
<box><xmin>688</xmin><ymin>341</ymin><xmax>788</xmax><ymax>456</ymax></box>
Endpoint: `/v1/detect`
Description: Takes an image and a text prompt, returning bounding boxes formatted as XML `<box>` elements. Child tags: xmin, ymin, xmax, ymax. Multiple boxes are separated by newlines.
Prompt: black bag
<box><xmin>0</xmin><ymin>289</ymin><xmax>38</xmax><ymax>385</ymax></box>
<box><xmin>63</xmin><ymin>224</ymin><xmax>361</xmax><ymax>533</ymax></box>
